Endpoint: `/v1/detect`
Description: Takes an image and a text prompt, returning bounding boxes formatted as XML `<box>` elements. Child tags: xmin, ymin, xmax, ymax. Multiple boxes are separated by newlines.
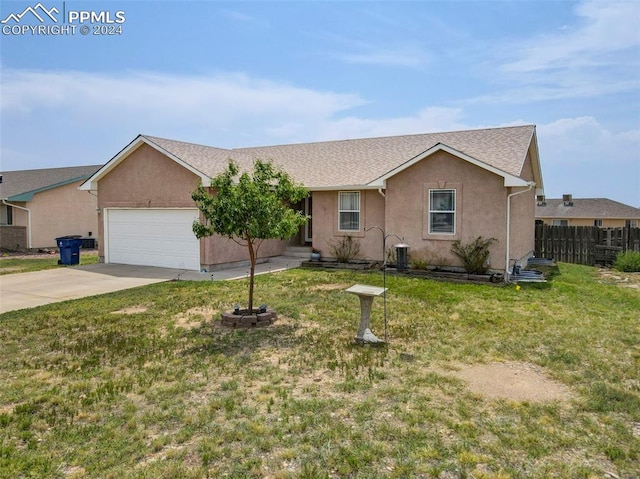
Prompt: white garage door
<box><xmin>106</xmin><ymin>209</ymin><xmax>200</xmax><ymax>270</ymax></box>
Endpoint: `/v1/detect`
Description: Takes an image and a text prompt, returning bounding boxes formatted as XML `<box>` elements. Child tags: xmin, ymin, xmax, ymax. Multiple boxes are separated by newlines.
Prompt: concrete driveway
<box><xmin>0</xmin><ymin>257</ymin><xmax>303</xmax><ymax>314</ymax></box>
<box><xmin>0</xmin><ymin>264</ymin><xmax>186</xmax><ymax>314</ymax></box>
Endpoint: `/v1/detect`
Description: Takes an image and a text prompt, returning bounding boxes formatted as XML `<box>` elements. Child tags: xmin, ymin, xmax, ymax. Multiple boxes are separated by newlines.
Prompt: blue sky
<box><xmin>1</xmin><ymin>0</ymin><xmax>639</xmax><ymax>206</ymax></box>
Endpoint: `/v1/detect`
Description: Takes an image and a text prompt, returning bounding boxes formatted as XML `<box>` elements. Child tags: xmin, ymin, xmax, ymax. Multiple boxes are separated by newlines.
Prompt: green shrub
<box><xmin>408</xmin><ymin>247</ymin><xmax>429</xmax><ymax>270</ymax></box>
<box><xmin>614</xmin><ymin>250</ymin><xmax>640</xmax><ymax>272</ymax></box>
<box><xmin>450</xmin><ymin>236</ymin><xmax>496</xmax><ymax>274</ymax></box>
<box><xmin>329</xmin><ymin>235</ymin><xmax>361</xmax><ymax>263</ymax></box>
<box><xmin>411</xmin><ymin>257</ymin><xmax>429</xmax><ymax>270</ymax></box>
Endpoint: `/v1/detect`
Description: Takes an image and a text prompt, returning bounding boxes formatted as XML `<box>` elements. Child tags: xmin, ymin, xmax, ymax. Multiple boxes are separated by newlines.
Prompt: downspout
<box><xmin>505</xmin><ymin>182</ymin><xmax>535</xmax><ymax>282</ymax></box>
<box><xmin>377</xmin><ymin>188</ymin><xmax>386</xmax><ymax>263</ymax></box>
<box><xmin>2</xmin><ymin>199</ymin><xmax>32</xmax><ymax>249</ymax></box>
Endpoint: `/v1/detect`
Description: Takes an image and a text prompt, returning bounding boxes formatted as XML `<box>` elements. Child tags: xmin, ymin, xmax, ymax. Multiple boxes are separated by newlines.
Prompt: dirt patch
<box><xmin>598</xmin><ymin>269</ymin><xmax>640</xmax><ymax>289</ymax></box>
<box><xmin>174</xmin><ymin>306</ymin><xmax>217</xmax><ymax>330</ymax></box>
<box><xmin>111</xmin><ymin>306</ymin><xmax>148</xmax><ymax>315</ymax></box>
<box><xmin>309</xmin><ymin>282</ymin><xmax>352</xmax><ymax>292</ymax></box>
<box><xmin>449</xmin><ymin>361</ymin><xmax>572</xmax><ymax>402</ymax></box>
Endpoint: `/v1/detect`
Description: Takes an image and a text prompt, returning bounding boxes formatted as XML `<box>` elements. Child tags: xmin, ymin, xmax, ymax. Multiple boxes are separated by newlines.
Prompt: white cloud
<box><xmin>311</xmin><ymin>107</ymin><xmax>468</xmax><ymax>140</ymax></box>
<box><xmin>537</xmin><ymin>117</ymin><xmax>640</xmax><ymax>206</ymax></box>
<box><xmin>218</xmin><ymin>8</ymin><xmax>263</xmax><ymax>25</ymax></box>
<box><xmin>333</xmin><ymin>45</ymin><xmax>431</xmax><ymax>68</ymax></box>
<box><xmin>0</xmin><ymin>68</ymin><xmax>369</xmax><ymax>151</ymax></box>
<box><xmin>504</xmin><ymin>1</ymin><xmax>640</xmax><ymax>73</ymax></box>
<box><xmin>481</xmin><ymin>0</ymin><xmax>640</xmax><ymax>104</ymax></box>
<box><xmin>0</xmin><ymin>69</ymin><xmax>471</xmax><ymax>150</ymax></box>
<box><xmin>538</xmin><ymin>116</ymin><xmax>640</xmax><ymax>164</ymax></box>
<box><xmin>1</xmin><ymin>69</ymin><xmax>364</xmax><ymax>121</ymax></box>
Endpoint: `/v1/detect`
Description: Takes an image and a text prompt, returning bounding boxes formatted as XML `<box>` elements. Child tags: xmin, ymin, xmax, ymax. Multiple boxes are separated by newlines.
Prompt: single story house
<box><xmin>80</xmin><ymin>125</ymin><xmax>543</xmax><ymax>277</ymax></box>
<box><xmin>1</xmin><ymin>165</ymin><xmax>101</xmax><ymax>249</ymax></box>
<box><xmin>535</xmin><ymin>196</ymin><xmax>640</xmax><ymax>228</ymax></box>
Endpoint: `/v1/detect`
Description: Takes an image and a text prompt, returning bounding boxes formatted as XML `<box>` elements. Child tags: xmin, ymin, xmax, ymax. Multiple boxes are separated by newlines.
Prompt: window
<box><xmin>626</xmin><ymin>220</ymin><xmax>638</xmax><ymax>227</ymax></box>
<box><xmin>338</xmin><ymin>191</ymin><xmax>360</xmax><ymax>231</ymax></box>
<box><xmin>0</xmin><ymin>205</ymin><xmax>12</xmax><ymax>225</ymax></box>
<box><xmin>552</xmin><ymin>219</ymin><xmax>568</xmax><ymax>226</ymax></box>
<box><xmin>594</xmin><ymin>219</ymin><xmax>603</xmax><ymax>227</ymax></box>
<box><xmin>429</xmin><ymin>189</ymin><xmax>455</xmax><ymax>234</ymax></box>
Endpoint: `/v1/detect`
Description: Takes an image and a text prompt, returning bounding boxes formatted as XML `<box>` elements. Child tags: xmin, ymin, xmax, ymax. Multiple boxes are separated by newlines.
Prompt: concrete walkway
<box><xmin>0</xmin><ymin>256</ymin><xmax>303</xmax><ymax>314</ymax></box>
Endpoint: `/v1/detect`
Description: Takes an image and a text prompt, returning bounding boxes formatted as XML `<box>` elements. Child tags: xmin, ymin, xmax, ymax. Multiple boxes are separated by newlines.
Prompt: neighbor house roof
<box><xmin>0</xmin><ymin>165</ymin><xmax>102</xmax><ymax>201</ymax></box>
<box><xmin>81</xmin><ymin>125</ymin><xmax>542</xmax><ymax>191</ymax></box>
<box><xmin>536</xmin><ymin>198</ymin><xmax>640</xmax><ymax>219</ymax></box>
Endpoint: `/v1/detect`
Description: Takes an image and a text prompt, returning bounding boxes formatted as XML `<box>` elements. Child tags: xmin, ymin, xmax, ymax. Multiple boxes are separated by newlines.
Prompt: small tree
<box><xmin>192</xmin><ymin>160</ymin><xmax>308</xmax><ymax>313</ymax></box>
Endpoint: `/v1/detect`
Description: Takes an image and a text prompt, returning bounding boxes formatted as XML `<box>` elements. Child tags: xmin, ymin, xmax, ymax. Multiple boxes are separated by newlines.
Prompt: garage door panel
<box><xmin>107</xmin><ymin>209</ymin><xmax>200</xmax><ymax>270</ymax></box>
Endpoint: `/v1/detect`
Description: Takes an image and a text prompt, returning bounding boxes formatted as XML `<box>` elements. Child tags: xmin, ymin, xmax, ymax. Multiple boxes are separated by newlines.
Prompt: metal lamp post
<box><xmin>364</xmin><ymin>226</ymin><xmax>407</xmax><ymax>341</ymax></box>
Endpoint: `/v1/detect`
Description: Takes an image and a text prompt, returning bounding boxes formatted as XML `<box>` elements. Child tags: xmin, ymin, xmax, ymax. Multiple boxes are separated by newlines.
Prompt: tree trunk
<box><xmin>247</xmin><ymin>236</ymin><xmax>256</xmax><ymax>313</ymax></box>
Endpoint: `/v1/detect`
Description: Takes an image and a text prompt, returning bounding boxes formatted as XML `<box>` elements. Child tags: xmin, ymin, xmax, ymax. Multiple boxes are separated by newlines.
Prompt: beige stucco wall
<box><xmin>97</xmin><ymin>144</ymin><xmax>287</xmax><ymax>267</ymax></box>
<box><xmin>310</xmin><ymin>190</ymin><xmax>385</xmax><ymax>260</ymax></box>
<box><xmin>385</xmin><ymin>150</ymin><xmax>510</xmax><ymax>270</ymax></box>
<box><xmin>7</xmin><ymin>181</ymin><xmax>98</xmax><ymax>249</ymax></box>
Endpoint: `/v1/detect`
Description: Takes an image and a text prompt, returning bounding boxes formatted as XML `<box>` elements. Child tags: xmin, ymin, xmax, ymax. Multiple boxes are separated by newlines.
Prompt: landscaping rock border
<box><xmin>220</xmin><ymin>309</ymin><xmax>277</xmax><ymax>328</ymax></box>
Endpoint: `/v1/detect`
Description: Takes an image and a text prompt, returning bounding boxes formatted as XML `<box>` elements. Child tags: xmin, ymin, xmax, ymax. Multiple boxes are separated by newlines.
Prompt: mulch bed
<box><xmin>301</xmin><ymin>260</ymin><xmax>503</xmax><ymax>283</ymax></box>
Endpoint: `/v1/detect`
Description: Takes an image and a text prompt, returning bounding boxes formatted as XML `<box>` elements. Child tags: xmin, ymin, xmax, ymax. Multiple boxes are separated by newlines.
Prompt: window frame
<box><xmin>0</xmin><ymin>204</ymin><xmax>12</xmax><ymax>226</ymax></box>
<box><xmin>338</xmin><ymin>191</ymin><xmax>361</xmax><ymax>232</ymax></box>
<box><xmin>428</xmin><ymin>188</ymin><xmax>456</xmax><ymax>235</ymax></box>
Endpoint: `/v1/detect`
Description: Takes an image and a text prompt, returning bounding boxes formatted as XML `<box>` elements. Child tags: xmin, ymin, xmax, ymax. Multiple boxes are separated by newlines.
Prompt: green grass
<box><xmin>1</xmin><ymin>263</ymin><xmax>639</xmax><ymax>478</ymax></box>
<box><xmin>0</xmin><ymin>253</ymin><xmax>99</xmax><ymax>275</ymax></box>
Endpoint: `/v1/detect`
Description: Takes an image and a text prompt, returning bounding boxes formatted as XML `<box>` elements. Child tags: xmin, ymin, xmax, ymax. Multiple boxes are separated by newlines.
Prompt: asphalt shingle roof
<box><xmin>536</xmin><ymin>198</ymin><xmax>640</xmax><ymax>219</ymax></box>
<box><xmin>0</xmin><ymin>165</ymin><xmax>102</xmax><ymax>200</ymax></box>
<box><xmin>143</xmin><ymin>125</ymin><xmax>536</xmax><ymax>188</ymax></box>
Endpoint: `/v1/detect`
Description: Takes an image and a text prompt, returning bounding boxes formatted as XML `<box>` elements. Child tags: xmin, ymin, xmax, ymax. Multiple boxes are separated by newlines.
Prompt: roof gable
<box><xmin>80</xmin><ymin>135</ymin><xmax>212</xmax><ymax>190</ymax></box>
<box><xmin>370</xmin><ymin>142</ymin><xmax>532</xmax><ymax>188</ymax></box>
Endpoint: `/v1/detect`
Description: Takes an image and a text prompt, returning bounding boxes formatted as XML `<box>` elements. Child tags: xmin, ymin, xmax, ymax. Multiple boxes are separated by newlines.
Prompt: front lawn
<box><xmin>0</xmin><ymin>264</ymin><xmax>638</xmax><ymax>478</ymax></box>
<box><xmin>0</xmin><ymin>253</ymin><xmax>99</xmax><ymax>275</ymax></box>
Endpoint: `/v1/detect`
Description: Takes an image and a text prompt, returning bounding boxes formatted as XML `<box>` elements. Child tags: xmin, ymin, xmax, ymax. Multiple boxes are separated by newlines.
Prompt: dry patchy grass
<box><xmin>0</xmin><ymin>264</ymin><xmax>638</xmax><ymax>478</ymax></box>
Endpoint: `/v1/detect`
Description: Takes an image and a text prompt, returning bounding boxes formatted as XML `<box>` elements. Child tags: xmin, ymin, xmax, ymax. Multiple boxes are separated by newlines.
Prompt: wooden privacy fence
<box><xmin>534</xmin><ymin>225</ymin><xmax>640</xmax><ymax>266</ymax></box>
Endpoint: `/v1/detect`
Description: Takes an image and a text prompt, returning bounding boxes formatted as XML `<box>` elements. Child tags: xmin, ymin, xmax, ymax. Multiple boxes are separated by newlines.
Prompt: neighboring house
<box><xmin>536</xmin><ymin>196</ymin><xmax>640</xmax><ymax>228</ymax></box>
<box><xmin>0</xmin><ymin>165</ymin><xmax>101</xmax><ymax>249</ymax></box>
<box><xmin>80</xmin><ymin>125</ymin><xmax>543</xmax><ymax>276</ymax></box>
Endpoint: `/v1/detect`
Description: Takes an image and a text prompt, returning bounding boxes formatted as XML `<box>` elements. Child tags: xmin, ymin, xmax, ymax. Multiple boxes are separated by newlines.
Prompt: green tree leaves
<box><xmin>192</xmin><ymin>160</ymin><xmax>308</xmax><ymax>311</ymax></box>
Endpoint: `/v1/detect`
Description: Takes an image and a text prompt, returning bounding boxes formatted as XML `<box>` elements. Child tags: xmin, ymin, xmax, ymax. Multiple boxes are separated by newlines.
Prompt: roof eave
<box><xmin>527</xmin><ymin>128</ymin><xmax>544</xmax><ymax>193</ymax></box>
<box><xmin>307</xmin><ymin>184</ymin><xmax>383</xmax><ymax>192</ymax></box>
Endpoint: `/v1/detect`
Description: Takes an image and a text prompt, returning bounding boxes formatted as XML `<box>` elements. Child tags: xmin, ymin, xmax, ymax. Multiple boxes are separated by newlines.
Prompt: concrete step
<box><xmin>283</xmin><ymin>246</ymin><xmax>312</xmax><ymax>258</ymax></box>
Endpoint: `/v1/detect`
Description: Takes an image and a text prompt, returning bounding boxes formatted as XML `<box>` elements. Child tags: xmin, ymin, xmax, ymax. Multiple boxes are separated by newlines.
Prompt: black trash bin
<box><xmin>56</xmin><ymin>236</ymin><xmax>83</xmax><ymax>265</ymax></box>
